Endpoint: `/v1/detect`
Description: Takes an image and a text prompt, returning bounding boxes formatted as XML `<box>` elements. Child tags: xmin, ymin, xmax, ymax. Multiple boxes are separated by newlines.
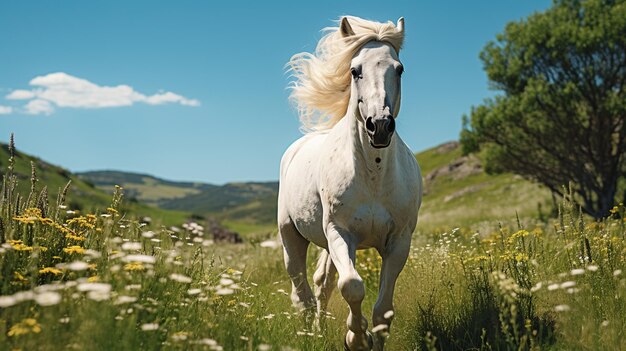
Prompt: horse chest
<box><xmin>347</xmin><ymin>202</ymin><xmax>393</xmax><ymax>245</ymax></box>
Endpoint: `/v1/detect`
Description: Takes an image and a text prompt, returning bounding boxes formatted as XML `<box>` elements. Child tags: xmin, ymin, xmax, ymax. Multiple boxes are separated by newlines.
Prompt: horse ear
<box><xmin>340</xmin><ymin>17</ymin><xmax>355</xmax><ymax>37</ymax></box>
<box><xmin>396</xmin><ymin>17</ymin><xmax>405</xmax><ymax>34</ymax></box>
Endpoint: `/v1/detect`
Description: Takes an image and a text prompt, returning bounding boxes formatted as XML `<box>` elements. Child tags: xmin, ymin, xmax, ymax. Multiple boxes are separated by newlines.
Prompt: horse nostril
<box><xmin>365</xmin><ymin>117</ymin><xmax>376</xmax><ymax>133</ymax></box>
<box><xmin>386</xmin><ymin>118</ymin><xmax>395</xmax><ymax>133</ymax></box>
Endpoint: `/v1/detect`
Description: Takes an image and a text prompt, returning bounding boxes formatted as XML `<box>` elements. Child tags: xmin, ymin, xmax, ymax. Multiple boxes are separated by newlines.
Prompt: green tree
<box><xmin>461</xmin><ymin>0</ymin><xmax>626</xmax><ymax>218</ymax></box>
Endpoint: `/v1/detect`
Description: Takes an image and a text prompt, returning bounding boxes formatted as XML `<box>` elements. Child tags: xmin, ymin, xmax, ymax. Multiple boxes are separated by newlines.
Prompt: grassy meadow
<box><xmin>1</xmin><ymin>142</ymin><xmax>625</xmax><ymax>351</ymax></box>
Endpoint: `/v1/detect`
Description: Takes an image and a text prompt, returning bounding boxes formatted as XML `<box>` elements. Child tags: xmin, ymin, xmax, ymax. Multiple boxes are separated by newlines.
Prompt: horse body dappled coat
<box><xmin>278</xmin><ymin>16</ymin><xmax>422</xmax><ymax>351</ymax></box>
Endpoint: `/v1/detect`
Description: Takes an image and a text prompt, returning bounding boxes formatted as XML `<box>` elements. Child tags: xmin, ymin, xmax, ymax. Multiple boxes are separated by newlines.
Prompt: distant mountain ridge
<box><xmin>78</xmin><ymin>170</ymin><xmax>279</xmax><ymax>224</ymax></box>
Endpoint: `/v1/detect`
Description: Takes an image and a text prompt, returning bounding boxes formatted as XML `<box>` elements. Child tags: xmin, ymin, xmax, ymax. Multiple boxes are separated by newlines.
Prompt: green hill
<box><xmin>0</xmin><ymin>144</ymin><xmax>189</xmax><ymax>226</ymax></box>
<box><xmin>77</xmin><ymin>171</ymin><xmax>279</xmax><ymax>233</ymax></box>
<box><xmin>415</xmin><ymin>141</ymin><xmax>552</xmax><ymax>231</ymax></box>
<box><xmin>78</xmin><ymin>170</ymin><xmax>216</xmax><ymax>207</ymax></box>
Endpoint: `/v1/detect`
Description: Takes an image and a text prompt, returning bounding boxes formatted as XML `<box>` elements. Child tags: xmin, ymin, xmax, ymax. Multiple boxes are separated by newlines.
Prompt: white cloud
<box><xmin>0</xmin><ymin>105</ymin><xmax>13</xmax><ymax>114</ymax></box>
<box><xmin>6</xmin><ymin>90</ymin><xmax>36</xmax><ymax>100</ymax></box>
<box><xmin>4</xmin><ymin>72</ymin><xmax>200</xmax><ymax>115</ymax></box>
<box><xmin>25</xmin><ymin>99</ymin><xmax>54</xmax><ymax>115</ymax></box>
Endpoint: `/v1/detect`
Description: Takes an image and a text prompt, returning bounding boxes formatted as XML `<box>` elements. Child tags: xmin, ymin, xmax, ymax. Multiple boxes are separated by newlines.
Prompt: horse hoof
<box><xmin>344</xmin><ymin>332</ymin><xmax>374</xmax><ymax>351</ymax></box>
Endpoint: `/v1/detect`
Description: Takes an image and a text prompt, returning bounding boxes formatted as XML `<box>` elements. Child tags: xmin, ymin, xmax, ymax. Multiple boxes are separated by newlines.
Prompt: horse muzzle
<box><xmin>365</xmin><ymin>116</ymin><xmax>395</xmax><ymax>148</ymax></box>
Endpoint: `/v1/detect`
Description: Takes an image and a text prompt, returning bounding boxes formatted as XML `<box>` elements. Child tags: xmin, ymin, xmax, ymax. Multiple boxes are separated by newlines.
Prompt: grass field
<box><xmin>1</xmin><ymin>143</ymin><xmax>625</xmax><ymax>350</ymax></box>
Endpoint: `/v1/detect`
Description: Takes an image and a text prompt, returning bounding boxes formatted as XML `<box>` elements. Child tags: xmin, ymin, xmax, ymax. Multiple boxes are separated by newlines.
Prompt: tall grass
<box><xmin>0</xmin><ymin>138</ymin><xmax>624</xmax><ymax>350</ymax></box>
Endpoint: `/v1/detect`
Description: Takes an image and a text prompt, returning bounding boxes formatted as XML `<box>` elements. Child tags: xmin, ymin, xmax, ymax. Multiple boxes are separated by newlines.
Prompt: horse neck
<box><xmin>342</xmin><ymin>100</ymin><xmax>399</xmax><ymax>180</ymax></box>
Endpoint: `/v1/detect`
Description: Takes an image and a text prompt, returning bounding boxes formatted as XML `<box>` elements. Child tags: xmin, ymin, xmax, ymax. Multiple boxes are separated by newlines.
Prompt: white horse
<box><xmin>278</xmin><ymin>16</ymin><xmax>422</xmax><ymax>351</ymax></box>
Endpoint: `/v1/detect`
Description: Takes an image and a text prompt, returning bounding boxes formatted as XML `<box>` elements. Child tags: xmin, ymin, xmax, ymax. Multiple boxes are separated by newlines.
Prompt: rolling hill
<box><xmin>0</xmin><ymin>143</ymin><xmax>189</xmax><ymax>226</ymax></box>
<box><xmin>77</xmin><ymin>171</ymin><xmax>278</xmax><ymax>230</ymax></box>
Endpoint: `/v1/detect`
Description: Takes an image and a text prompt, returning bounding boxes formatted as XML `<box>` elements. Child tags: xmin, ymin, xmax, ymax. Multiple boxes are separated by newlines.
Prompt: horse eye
<box><xmin>350</xmin><ymin>67</ymin><xmax>360</xmax><ymax>79</ymax></box>
<box><xmin>396</xmin><ymin>65</ymin><xmax>404</xmax><ymax>76</ymax></box>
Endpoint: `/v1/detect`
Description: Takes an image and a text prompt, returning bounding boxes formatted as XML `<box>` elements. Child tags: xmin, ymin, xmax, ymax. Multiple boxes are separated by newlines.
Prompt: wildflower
<box><xmin>172</xmin><ymin>332</ymin><xmax>189</xmax><ymax>341</ymax></box>
<box><xmin>188</xmin><ymin>288</ymin><xmax>202</xmax><ymax>296</ymax></box>
<box><xmin>123</xmin><ymin>254</ymin><xmax>156</xmax><ymax>264</ymax></box>
<box><xmin>63</xmin><ymin>261</ymin><xmax>90</xmax><ymax>271</ymax></box>
<box><xmin>614</xmin><ymin>269</ymin><xmax>622</xmax><ymax>277</ymax></box>
<box><xmin>219</xmin><ymin>278</ymin><xmax>234</xmax><ymax>286</ymax></box>
<box><xmin>215</xmin><ymin>288</ymin><xmax>234</xmax><ymax>296</ymax></box>
<box><xmin>554</xmin><ymin>305</ymin><xmax>571</xmax><ymax>312</ymax></box>
<box><xmin>8</xmin><ymin>318</ymin><xmax>41</xmax><ymax>337</ymax></box>
<box><xmin>14</xmin><ymin>271</ymin><xmax>27</xmax><ymax>282</ymax></box>
<box><xmin>531</xmin><ymin>282</ymin><xmax>543</xmax><ymax>292</ymax></box>
<box><xmin>560</xmin><ymin>281</ymin><xmax>576</xmax><ymax>289</ymax></box>
<box><xmin>63</xmin><ymin>246</ymin><xmax>85</xmax><ymax>254</ymax></box>
<box><xmin>258</xmin><ymin>344</ymin><xmax>272</xmax><ymax>351</ymax></box>
<box><xmin>124</xmin><ymin>262</ymin><xmax>145</xmax><ymax>271</ymax></box>
<box><xmin>106</xmin><ymin>207</ymin><xmax>118</xmax><ymax>215</ymax></box>
<box><xmin>0</xmin><ymin>295</ymin><xmax>18</xmax><ymax>308</ymax></box>
<box><xmin>77</xmin><ymin>282</ymin><xmax>112</xmax><ymax>294</ymax></box>
<box><xmin>87</xmin><ymin>276</ymin><xmax>100</xmax><ymax>282</ymax></box>
<box><xmin>260</xmin><ymin>240</ymin><xmax>281</xmax><ymax>249</ymax></box>
<box><xmin>121</xmin><ymin>242</ymin><xmax>143</xmax><ymax>251</ymax></box>
<box><xmin>141</xmin><ymin>323</ymin><xmax>159</xmax><ymax>331</ymax></box>
<box><xmin>170</xmin><ymin>273</ymin><xmax>192</xmax><ymax>283</ymax></box>
<box><xmin>586</xmin><ymin>265</ymin><xmax>598</xmax><ymax>272</ymax></box>
<box><xmin>114</xmin><ymin>296</ymin><xmax>138</xmax><ymax>305</ymax></box>
<box><xmin>570</xmin><ymin>268</ymin><xmax>585</xmax><ymax>275</ymax></box>
<box><xmin>514</xmin><ymin>253</ymin><xmax>529</xmax><ymax>262</ymax></box>
<box><xmin>34</xmin><ymin>292</ymin><xmax>62</xmax><ymax>306</ymax></box>
<box><xmin>39</xmin><ymin>267</ymin><xmax>62</xmax><ymax>275</ymax></box>
<box><xmin>510</xmin><ymin>229</ymin><xmax>529</xmax><ymax>240</ymax></box>
<box><xmin>65</xmin><ymin>233</ymin><xmax>86</xmax><ymax>241</ymax></box>
<box><xmin>547</xmin><ymin>283</ymin><xmax>559</xmax><ymax>291</ymax></box>
<box><xmin>9</xmin><ymin>240</ymin><xmax>34</xmax><ymax>252</ymax></box>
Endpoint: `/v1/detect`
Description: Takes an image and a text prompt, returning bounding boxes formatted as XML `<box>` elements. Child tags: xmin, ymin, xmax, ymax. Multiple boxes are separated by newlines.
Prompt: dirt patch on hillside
<box><xmin>426</xmin><ymin>155</ymin><xmax>483</xmax><ymax>182</ymax></box>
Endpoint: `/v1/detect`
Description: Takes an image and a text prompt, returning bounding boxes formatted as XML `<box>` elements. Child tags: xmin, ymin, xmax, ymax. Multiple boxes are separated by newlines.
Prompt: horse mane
<box><xmin>288</xmin><ymin>16</ymin><xmax>404</xmax><ymax>132</ymax></box>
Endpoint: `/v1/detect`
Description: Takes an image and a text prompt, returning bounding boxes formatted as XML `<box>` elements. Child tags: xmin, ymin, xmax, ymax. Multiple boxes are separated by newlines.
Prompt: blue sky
<box><xmin>0</xmin><ymin>0</ymin><xmax>550</xmax><ymax>184</ymax></box>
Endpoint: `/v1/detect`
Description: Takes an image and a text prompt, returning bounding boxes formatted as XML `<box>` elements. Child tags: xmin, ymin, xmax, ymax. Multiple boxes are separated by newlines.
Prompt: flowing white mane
<box><xmin>288</xmin><ymin>16</ymin><xmax>404</xmax><ymax>132</ymax></box>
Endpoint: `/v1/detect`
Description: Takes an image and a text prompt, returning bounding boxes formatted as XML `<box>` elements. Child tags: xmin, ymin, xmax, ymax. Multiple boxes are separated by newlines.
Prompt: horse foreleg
<box><xmin>313</xmin><ymin>248</ymin><xmax>337</xmax><ymax>330</ymax></box>
<box><xmin>371</xmin><ymin>235</ymin><xmax>411</xmax><ymax>351</ymax></box>
<box><xmin>326</xmin><ymin>223</ymin><xmax>372</xmax><ymax>351</ymax></box>
<box><xmin>279</xmin><ymin>220</ymin><xmax>315</xmax><ymax>315</ymax></box>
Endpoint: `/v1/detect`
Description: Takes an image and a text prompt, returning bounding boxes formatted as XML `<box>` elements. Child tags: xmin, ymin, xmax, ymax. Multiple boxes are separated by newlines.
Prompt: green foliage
<box><xmin>462</xmin><ymin>0</ymin><xmax>626</xmax><ymax>218</ymax></box>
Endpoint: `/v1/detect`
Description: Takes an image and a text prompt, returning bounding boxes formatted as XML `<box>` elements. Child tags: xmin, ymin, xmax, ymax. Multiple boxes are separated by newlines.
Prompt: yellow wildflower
<box><xmin>65</xmin><ymin>233</ymin><xmax>86</xmax><ymax>241</ymax></box>
<box><xmin>8</xmin><ymin>318</ymin><xmax>41</xmax><ymax>337</ymax></box>
<box><xmin>507</xmin><ymin>230</ymin><xmax>530</xmax><ymax>244</ymax></box>
<box><xmin>14</xmin><ymin>271</ymin><xmax>27</xmax><ymax>282</ymax></box>
<box><xmin>106</xmin><ymin>207</ymin><xmax>118</xmax><ymax>215</ymax></box>
<box><xmin>63</xmin><ymin>246</ymin><xmax>85</xmax><ymax>254</ymax></box>
<box><xmin>87</xmin><ymin>276</ymin><xmax>100</xmax><ymax>282</ymax></box>
<box><xmin>124</xmin><ymin>262</ymin><xmax>145</xmax><ymax>271</ymax></box>
<box><xmin>9</xmin><ymin>240</ymin><xmax>33</xmax><ymax>252</ymax></box>
<box><xmin>67</xmin><ymin>215</ymin><xmax>96</xmax><ymax>229</ymax></box>
<box><xmin>39</xmin><ymin>267</ymin><xmax>62</xmax><ymax>275</ymax></box>
<box><xmin>515</xmin><ymin>253</ymin><xmax>529</xmax><ymax>262</ymax></box>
